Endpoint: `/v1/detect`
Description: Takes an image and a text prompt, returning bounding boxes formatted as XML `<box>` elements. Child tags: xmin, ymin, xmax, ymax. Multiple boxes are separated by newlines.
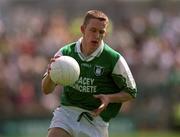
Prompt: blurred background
<box><xmin>0</xmin><ymin>0</ymin><xmax>180</xmax><ymax>137</ymax></box>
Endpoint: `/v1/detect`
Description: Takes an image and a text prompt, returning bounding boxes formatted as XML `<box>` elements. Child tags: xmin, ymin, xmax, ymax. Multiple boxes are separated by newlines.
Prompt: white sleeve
<box><xmin>112</xmin><ymin>55</ymin><xmax>136</xmax><ymax>90</ymax></box>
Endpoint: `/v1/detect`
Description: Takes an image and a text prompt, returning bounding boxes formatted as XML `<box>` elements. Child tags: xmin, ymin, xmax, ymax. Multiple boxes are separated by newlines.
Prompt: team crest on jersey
<box><xmin>94</xmin><ymin>65</ymin><xmax>104</xmax><ymax>76</ymax></box>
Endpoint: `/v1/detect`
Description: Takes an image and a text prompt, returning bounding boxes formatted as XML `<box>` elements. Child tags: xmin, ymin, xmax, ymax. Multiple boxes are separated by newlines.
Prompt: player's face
<box><xmin>81</xmin><ymin>18</ymin><xmax>108</xmax><ymax>51</ymax></box>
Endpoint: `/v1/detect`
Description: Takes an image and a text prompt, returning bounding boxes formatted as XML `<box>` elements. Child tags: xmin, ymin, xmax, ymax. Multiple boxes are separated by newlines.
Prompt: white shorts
<box><xmin>49</xmin><ymin>106</ymin><xmax>109</xmax><ymax>137</ymax></box>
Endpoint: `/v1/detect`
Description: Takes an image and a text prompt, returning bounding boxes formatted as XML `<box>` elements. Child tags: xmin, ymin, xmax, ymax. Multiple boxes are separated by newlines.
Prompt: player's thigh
<box><xmin>48</xmin><ymin>127</ymin><xmax>72</xmax><ymax>137</ymax></box>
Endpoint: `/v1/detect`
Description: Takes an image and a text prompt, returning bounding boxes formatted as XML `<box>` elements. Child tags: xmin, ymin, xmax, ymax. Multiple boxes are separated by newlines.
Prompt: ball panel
<box><xmin>61</xmin><ymin>61</ymin><xmax>70</xmax><ymax>86</ymax></box>
<box><xmin>49</xmin><ymin>56</ymin><xmax>80</xmax><ymax>86</ymax></box>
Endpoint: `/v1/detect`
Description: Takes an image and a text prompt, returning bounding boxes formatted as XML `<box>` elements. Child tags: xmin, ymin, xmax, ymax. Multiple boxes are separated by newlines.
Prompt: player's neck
<box><xmin>81</xmin><ymin>42</ymin><xmax>94</xmax><ymax>57</ymax></box>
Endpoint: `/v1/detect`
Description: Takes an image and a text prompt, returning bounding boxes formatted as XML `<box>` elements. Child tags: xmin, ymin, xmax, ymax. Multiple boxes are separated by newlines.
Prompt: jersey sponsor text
<box><xmin>71</xmin><ymin>76</ymin><xmax>97</xmax><ymax>93</ymax></box>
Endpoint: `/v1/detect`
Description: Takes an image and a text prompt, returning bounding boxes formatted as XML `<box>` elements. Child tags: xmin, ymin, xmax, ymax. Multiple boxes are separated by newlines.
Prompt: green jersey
<box><xmin>54</xmin><ymin>38</ymin><xmax>137</xmax><ymax>122</ymax></box>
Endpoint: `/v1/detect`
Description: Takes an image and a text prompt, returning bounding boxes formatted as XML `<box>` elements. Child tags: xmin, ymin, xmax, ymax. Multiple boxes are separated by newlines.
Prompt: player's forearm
<box><xmin>92</xmin><ymin>91</ymin><xmax>133</xmax><ymax>116</ymax></box>
<box><xmin>107</xmin><ymin>91</ymin><xmax>133</xmax><ymax>103</ymax></box>
<box><xmin>41</xmin><ymin>74</ymin><xmax>56</xmax><ymax>94</ymax></box>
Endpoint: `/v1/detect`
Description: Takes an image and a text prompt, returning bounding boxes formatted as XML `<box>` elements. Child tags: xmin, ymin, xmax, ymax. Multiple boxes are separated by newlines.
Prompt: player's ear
<box><xmin>81</xmin><ymin>25</ymin><xmax>85</xmax><ymax>34</ymax></box>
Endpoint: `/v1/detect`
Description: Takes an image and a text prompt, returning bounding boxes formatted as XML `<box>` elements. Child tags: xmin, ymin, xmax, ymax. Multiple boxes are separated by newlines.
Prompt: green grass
<box><xmin>2</xmin><ymin>131</ymin><xmax>179</xmax><ymax>137</ymax></box>
<box><xmin>110</xmin><ymin>131</ymin><xmax>180</xmax><ymax>137</ymax></box>
<box><xmin>2</xmin><ymin>118</ymin><xmax>180</xmax><ymax>137</ymax></box>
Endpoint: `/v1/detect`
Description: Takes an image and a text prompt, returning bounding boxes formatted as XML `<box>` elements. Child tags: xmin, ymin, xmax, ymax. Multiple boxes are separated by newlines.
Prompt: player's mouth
<box><xmin>91</xmin><ymin>40</ymin><xmax>98</xmax><ymax>44</ymax></box>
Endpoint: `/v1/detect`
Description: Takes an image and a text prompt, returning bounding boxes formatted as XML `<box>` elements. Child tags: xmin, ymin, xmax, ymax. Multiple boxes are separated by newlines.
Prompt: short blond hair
<box><xmin>83</xmin><ymin>10</ymin><xmax>109</xmax><ymax>26</ymax></box>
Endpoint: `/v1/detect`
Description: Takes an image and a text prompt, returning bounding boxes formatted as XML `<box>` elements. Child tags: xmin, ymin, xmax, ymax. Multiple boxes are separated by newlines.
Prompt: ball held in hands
<box><xmin>49</xmin><ymin>56</ymin><xmax>80</xmax><ymax>86</ymax></box>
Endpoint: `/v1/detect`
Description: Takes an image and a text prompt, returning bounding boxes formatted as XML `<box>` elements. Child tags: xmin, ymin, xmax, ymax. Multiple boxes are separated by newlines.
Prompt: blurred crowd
<box><xmin>0</xmin><ymin>1</ymin><xmax>180</xmax><ymax>130</ymax></box>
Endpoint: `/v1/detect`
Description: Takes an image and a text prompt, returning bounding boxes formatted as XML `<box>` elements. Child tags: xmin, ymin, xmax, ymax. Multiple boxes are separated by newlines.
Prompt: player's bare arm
<box><xmin>92</xmin><ymin>92</ymin><xmax>133</xmax><ymax>116</ymax></box>
<box><xmin>95</xmin><ymin>91</ymin><xmax>133</xmax><ymax>104</ymax></box>
<box><xmin>41</xmin><ymin>74</ymin><xmax>56</xmax><ymax>94</ymax></box>
<box><xmin>41</xmin><ymin>56</ymin><xmax>60</xmax><ymax>94</ymax></box>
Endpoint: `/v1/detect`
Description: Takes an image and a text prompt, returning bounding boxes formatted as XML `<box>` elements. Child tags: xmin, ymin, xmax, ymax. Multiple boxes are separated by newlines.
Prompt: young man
<box><xmin>42</xmin><ymin>10</ymin><xmax>137</xmax><ymax>137</ymax></box>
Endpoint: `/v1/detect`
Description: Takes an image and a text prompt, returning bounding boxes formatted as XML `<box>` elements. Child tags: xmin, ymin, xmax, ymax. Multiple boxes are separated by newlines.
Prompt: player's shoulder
<box><xmin>61</xmin><ymin>42</ymin><xmax>76</xmax><ymax>50</ymax></box>
<box><xmin>60</xmin><ymin>42</ymin><xmax>76</xmax><ymax>55</ymax></box>
<box><xmin>103</xmin><ymin>43</ymin><xmax>121</xmax><ymax>59</ymax></box>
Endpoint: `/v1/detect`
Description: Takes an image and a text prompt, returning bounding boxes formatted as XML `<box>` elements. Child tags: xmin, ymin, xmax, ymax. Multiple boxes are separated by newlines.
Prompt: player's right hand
<box><xmin>91</xmin><ymin>94</ymin><xmax>109</xmax><ymax>117</ymax></box>
<box><xmin>47</xmin><ymin>55</ymin><xmax>61</xmax><ymax>75</ymax></box>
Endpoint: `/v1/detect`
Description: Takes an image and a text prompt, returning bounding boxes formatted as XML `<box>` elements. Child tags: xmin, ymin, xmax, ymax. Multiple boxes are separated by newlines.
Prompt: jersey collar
<box><xmin>75</xmin><ymin>37</ymin><xmax>104</xmax><ymax>61</ymax></box>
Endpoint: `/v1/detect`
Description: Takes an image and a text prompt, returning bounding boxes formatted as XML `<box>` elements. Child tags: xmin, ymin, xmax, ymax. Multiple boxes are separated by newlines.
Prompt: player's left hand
<box><xmin>91</xmin><ymin>94</ymin><xmax>110</xmax><ymax>117</ymax></box>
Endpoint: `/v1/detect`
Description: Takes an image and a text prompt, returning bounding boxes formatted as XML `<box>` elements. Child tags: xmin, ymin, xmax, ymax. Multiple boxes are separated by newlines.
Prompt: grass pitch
<box><xmin>111</xmin><ymin>131</ymin><xmax>180</xmax><ymax>137</ymax></box>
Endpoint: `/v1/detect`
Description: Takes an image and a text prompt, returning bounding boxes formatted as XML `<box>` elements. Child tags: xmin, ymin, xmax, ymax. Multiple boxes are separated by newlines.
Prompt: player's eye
<box><xmin>99</xmin><ymin>30</ymin><xmax>105</xmax><ymax>35</ymax></box>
